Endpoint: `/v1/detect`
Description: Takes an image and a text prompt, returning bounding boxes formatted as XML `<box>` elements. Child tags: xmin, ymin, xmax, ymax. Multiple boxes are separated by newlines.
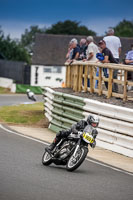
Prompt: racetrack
<box><xmin>0</xmin><ymin>125</ymin><xmax>133</xmax><ymax>200</ymax></box>
<box><xmin>0</xmin><ymin>94</ymin><xmax>43</xmax><ymax>106</ymax></box>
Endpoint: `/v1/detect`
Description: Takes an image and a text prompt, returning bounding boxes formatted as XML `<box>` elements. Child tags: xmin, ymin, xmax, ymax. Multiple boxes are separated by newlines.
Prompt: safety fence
<box><xmin>65</xmin><ymin>61</ymin><xmax>133</xmax><ymax>101</ymax></box>
<box><xmin>43</xmin><ymin>87</ymin><xmax>133</xmax><ymax>158</ymax></box>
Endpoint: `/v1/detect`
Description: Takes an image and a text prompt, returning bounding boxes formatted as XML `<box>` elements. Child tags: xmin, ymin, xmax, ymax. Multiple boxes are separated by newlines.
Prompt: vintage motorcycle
<box><xmin>42</xmin><ymin>125</ymin><xmax>97</xmax><ymax>171</ymax></box>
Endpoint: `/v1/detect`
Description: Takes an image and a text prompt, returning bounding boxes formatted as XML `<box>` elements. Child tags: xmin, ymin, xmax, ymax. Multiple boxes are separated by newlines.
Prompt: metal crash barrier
<box><xmin>43</xmin><ymin>87</ymin><xmax>133</xmax><ymax>158</ymax></box>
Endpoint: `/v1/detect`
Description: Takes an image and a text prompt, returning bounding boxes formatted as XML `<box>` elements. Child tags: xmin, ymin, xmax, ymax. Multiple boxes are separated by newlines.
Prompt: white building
<box><xmin>31</xmin><ymin>65</ymin><xmax>66</xmax><ymax>87</ymax></box>
<box><xmin>31</xmin><ymin>33</ymin><xmax>74</xmax><ymax>87</ymax></box>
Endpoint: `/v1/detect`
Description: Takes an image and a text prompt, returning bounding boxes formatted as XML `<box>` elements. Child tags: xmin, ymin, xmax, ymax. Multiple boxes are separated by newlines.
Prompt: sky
<box><xmin>0</xmin><ymin>0</ymin><xmax>133</xmax><ymax>39</ymax></box>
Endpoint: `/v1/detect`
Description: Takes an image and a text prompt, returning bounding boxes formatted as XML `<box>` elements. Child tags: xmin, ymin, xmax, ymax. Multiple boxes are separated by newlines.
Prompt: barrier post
<box><xmin>107</xmin><ymin>68</ymin><xmax>113</xmax><ymax>98</ymax></box>
<box><xmin>78</xmin><ymin>65</ymin><xmax>83</xmax><ymax>92</ymax></box>
<box><xmin>90</xmin><ymin>66</ymin><xmax>94</xmax><ymax>93</ymax></box>
<box><xmin>123</xmin><ymin>70</ymin><xmax>127</xmax><ymax>101</ymax></box>
<box><xmin>84</xmin><ymin>65</ymin><xmax>88</xmax><ymax>92</ymax></box>
<box><xmin>98</xmin><ymin>67</ymin><xmax>102</xmax><ymax>95</ymax></box>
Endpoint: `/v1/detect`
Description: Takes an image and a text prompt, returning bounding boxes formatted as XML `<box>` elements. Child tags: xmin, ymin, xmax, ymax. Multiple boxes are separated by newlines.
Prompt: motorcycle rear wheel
<box><xmin>42</xmin><ymin>151</ymin><xmax>53</xmax><ymax>166</ymax></box>
<box><xmin>66</xmin><ymin>146</ymin><xmax>88</xmax><ymax>172</ymax></box>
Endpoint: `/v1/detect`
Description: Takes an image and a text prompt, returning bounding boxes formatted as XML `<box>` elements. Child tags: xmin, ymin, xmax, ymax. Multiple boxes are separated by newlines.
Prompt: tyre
<box><xmin>66</xmin><ymin>146</ymin><xmax>88</xmax><ymax>172</ymax></box>
<box><xmin>42</xmin><ymin>151</ymin><xmax>53</xmax><ymax>166</ymax></box>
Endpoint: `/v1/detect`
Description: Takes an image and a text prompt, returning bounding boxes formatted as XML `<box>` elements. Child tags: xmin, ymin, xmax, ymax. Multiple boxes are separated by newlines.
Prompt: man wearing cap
<box><xmin>98</xmin><ymin>39</ymin><xmax>118</xmax><ymax>92</ymax></box>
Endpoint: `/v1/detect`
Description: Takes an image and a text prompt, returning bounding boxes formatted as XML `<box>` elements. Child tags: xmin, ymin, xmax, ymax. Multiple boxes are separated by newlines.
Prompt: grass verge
<box><xmin>0</xmin><ymin>87</ymin><xmax>11</xmax><ymax>94</ymax></box>
<box><xmin>0</xmin><ymin>102</ymin><xmax>48</xmax><ymax>127</ymax></box>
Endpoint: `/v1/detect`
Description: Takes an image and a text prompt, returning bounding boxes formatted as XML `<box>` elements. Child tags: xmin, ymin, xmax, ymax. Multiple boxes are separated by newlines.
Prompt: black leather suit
<box><xmin>56</xmin><ymin>120</ymin><xmax>98</xmax><ymax>141</ymax></box>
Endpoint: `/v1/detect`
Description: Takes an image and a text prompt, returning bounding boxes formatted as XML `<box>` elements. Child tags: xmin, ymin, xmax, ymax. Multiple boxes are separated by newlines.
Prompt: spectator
<box><xmin>66</xmin><ymin>41</ymin><xmax>73</xmax><ymax>60</ymax></box>
<box><xmin>103</xmin><ymin>28</ymin><xmax>121</xmax><ymax>62</ymax></box>
<box><xmin>98</xmin><ymin>40</ymin><xmax>118</xmax><ymax>92</ymax></box>
<box><xmin>125</xmin><ymin>44</ymin><xmax>133</xmax><ymax>90</ymax></box>
<box><xmin>103</xmin><ymin>28</ymin><xmax>121</xmax><ymax>93</ymax></box>
<box><xmin>79</xmin><ymin>38</ymin><xmax>87</xmax><ymax>60</ymax></box>
<box><xmin>85</xmin><ymin>36</ymin><xmax>99</xmax><ymax>88</ymax></box>
<box><xmin>66</xmin><ymin>38</ymin><xmax>80</xmax><ymax>64</ymax></box>
<box><xmin>85</xmin><ymin>36</ymin><xmax>99</xmax><ymax>62</ymax></box>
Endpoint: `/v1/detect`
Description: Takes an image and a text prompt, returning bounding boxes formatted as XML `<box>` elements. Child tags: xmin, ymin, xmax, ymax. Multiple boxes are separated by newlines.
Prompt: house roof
<box><xmin>32</xmin><ymin>33</ymin><xmax>133</xmax><ymax>66</ymax></box>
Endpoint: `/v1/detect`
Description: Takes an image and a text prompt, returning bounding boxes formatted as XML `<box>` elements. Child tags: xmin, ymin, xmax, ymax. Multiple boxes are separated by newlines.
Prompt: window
<box><xmin>45</xmin><ymin>76</ymin><xmax>51</xmax><ymax>80</ymax></box>
<box><xmin>53</xmin><ymin>66</ymin><xmax>62</xmax><ymax>73</ymax></box>
<box><xmin>44</xmin><ymin>68</ymin><xmax>51</xmax><ymax>73</ymax></box>
<box><xmin>43</xmin><ymin>66</ymin><xmax>62</xmax><ymax>73</ymax></box>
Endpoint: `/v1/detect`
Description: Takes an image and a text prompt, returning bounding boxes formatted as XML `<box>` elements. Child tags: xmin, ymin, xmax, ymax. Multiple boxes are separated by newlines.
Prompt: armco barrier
<box><xmin>43</xmin><ymin>87</ymin><xmax>133</xmax><ymax>158</ymax></box>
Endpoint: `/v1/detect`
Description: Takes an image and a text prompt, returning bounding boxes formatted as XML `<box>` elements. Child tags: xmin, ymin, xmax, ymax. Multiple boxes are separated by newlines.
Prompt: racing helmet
<box><xmin>26</xmin><ymin>89</ymin><xmax>30</xmax><ymax>93</ymax></box>
<box><xmin>87</xmin><ymin>115</ymin><xmax>99</xmax><ymax>128</ymax></box>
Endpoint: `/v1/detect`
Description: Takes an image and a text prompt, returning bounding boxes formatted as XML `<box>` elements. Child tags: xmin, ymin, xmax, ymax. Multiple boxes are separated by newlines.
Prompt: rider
<box><xmin>45</xmin><ymin>115</ymin><xmax>99</xmax><ymax>153</ymax></box>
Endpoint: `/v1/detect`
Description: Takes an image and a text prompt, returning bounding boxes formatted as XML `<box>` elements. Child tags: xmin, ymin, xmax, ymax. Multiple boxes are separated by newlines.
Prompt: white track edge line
<box><xmin>0</xmin><ymin>124</ymin><xmax>49</xmax><ymax>145</ymax></box>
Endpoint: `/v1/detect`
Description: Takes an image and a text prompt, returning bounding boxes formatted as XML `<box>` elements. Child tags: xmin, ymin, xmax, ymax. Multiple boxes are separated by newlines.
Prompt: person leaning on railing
<box><xmin>124</xmin><ymin>44</ymin><xmax>133</xmax><ymax>91</ymax></box>
<box><xmin>98</xmin><ymin>39</ymin><xmax>119</xmax><ymax>93</ymax></box>
<box><xmin>66</xmin><ymin>38</ymin><xmax>80</xmax><ymax>65</ymax></box>
<box><xmin>83</xmin><ymin>36</ymin><xmax>99</xmax><ymax>87</ymax></box>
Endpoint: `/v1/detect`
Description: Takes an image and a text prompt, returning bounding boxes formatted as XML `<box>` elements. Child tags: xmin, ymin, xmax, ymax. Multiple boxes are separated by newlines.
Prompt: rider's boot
<box><xmin>45</xmin><ymin>137</ymin><xmax>60</xmax><ymax>153</ymax></box>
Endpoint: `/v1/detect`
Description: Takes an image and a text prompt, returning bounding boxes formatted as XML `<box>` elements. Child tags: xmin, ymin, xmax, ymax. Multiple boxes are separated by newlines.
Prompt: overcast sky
<box><xmin>0</xmin><ymin>0</ymin><xmax>133</xmax><ymax>39</ymax></box>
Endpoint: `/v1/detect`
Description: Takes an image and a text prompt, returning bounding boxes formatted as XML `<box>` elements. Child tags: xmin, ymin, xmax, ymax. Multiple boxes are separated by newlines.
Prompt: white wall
<box><xmin>0</xmin><ymin>77</ymin><xmax>13</xmax><ymax>88</ymax></box>
<box><xmin>31</xmin><ymin>65</ymin><xmax>66</xmax><ymax>87</ymax></box>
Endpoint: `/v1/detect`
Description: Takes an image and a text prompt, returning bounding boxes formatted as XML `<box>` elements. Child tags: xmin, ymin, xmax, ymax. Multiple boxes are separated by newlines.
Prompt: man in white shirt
<box><xmin>103</xmin><ymin>28</ymin><xmax>121</xmax><ymax>93</ymax></box>
<box><xmin>85</xmin><ymin>36</ymin><xmax>99</xmax><ymax>61</ymax></box>
<box><xmin>84</xmin><ymin>36</ymin><xmax>99</xmax><ymax>87</ymax></box>
<box><xmin>103</xmin><ymin>28</ymin><xmax>121</xmax><ymax>62</ymax></box>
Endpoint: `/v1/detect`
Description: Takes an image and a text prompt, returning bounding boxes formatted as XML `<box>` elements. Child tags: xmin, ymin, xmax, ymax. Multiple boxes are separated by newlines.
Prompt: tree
<box><xmin>45</xmin><ymin>20</ymin><xmax>96</xmax><ymax>36</ymax></box>
<box><xmin>114</xmin><ymin>19</ymin><xmax>133</xmax><ymax>37</ymax></box>
<box><xmin>0</xmin><ymin>27</ymin><xmax>31</xmax><ymax>63</ymax></box>
<box><xmin>20</xmin><ymin>25</ymin><xmax>45</xmax><ymax>52</ymax></box>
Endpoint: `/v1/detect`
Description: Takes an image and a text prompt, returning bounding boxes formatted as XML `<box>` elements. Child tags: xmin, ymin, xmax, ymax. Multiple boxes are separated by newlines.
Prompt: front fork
<box><xmin>73</xmin><ymin>138</ymin><xmax>89</xmax><ymax>158</ymax></box>
<box><xmin>72</xmin><ymin>139</ymin><xmax>81</xmax><ymax>157</ymax></box>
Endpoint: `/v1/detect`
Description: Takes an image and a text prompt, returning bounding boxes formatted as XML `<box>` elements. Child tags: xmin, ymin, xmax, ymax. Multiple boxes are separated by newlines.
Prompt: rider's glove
<box><xmin>90</xmin><ymin>140</ymin><xmax>96</xmax><ymax>148</ymax></box>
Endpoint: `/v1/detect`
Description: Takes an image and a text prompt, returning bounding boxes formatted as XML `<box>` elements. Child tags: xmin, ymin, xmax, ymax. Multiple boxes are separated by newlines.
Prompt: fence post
<box><xmin>107</xmin><ymin>68</ymin><xmax>113</xmax><ymax>98</ymax></box>
<box><xmin>65</xmin><ymin>65</ymin><xmax>71</xmax><ymax>88</ymax></box>
<box><xmin>84</xmin><ymin>65</ymin><xmax>88</xmax><ymax>92</ymax></box>
<box><xmin>98</xmin><ymin>67</ymin><xmax>102</xmax><ymax>96</ymax></box>
<box><xmin>78</xmin><ymin>65</ymin><xmax>83</xmax><ymax>92</ymax></box>
<box><xmin>73</xmin><ymin>65</ymin><xmax>79</xmax><ymax>92</ymax></box>
<box><xmin>90</xmin><ymin>66</ymin><xmax>94</xmax><ymax>93</ymax></box>
<box><xmin>123</xmin><ymin>70</ymin><xmax>127</xmax><ymax>101</ymax></box>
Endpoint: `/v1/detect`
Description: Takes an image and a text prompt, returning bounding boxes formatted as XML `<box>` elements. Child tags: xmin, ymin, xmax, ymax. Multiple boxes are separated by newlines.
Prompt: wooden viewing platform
<box><xmin>65</xmin><ymin>61</ymin><xmax>133</xmax><ymax>101</ymax></box>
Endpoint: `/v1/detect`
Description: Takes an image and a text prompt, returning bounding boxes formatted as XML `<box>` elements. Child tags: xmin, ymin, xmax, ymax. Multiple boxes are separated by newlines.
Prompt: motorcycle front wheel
<box><xmin>42</xmin><ymin>151</ymin><xmax>53</xmax><ymax>166</ymax></box>
<box><xmin>66</xmin><ymin>146</ymin><xmax>88</xmax><ymax>172</ymax></box>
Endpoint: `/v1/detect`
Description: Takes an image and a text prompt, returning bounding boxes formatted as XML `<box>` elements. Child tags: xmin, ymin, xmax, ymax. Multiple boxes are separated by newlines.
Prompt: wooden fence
<box><xmin>65</xmin><ymin>61</ymin><xmax>133</xmax><ymax>101</ymax></box>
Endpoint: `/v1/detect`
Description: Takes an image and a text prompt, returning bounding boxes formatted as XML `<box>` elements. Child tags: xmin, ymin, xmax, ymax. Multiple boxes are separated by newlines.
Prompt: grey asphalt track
<box><xmin>0</xmin><ymin>94</ymin><xmax>43</xmax><ymax>106</ymax></box>
<box><xmin>0</xmin><ymin>126</ymin><xmax>133</xmax><ymax>200</ymax></box>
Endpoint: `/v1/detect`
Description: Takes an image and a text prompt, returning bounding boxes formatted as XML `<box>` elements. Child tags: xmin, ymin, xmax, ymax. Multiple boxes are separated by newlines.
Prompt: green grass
<box><xmin>0</xmin><ymin>102</ymin><xmax>45</xmax><ymax>126</ymax></box>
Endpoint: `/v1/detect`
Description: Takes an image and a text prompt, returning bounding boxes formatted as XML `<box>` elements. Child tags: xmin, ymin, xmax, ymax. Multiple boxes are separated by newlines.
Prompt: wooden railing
<box><xmin>65</xmin><ymin>61</ymin><xmax>133</xmax><ymax>101</ymax></box>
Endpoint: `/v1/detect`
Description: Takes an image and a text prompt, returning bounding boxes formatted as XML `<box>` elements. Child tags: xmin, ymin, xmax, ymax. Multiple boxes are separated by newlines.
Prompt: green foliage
<box><xmin>114</xmin><ymin>19</ymin><xmax>133</xmax><ymax>37</ymax></box>
<box><xmin>45</xmin><ymin>20</ymin><xmax>96</xmax><ymax>36</ymax></box>
<box><xmin>0</xmin><ymin>26</ymin><xmax>31</xmax><ymax>63</ymax></box>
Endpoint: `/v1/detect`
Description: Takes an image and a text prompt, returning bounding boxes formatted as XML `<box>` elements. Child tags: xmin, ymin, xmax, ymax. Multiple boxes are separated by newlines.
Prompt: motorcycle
<box><xmin>42</xmin><ymin>125</ymin><xmax>96</xmax><ymax>172</ymax></box>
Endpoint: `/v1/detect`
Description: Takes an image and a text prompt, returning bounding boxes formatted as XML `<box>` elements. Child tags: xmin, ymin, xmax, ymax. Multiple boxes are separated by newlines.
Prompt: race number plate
<box><xmin>83</xmin><ymin>132</ymin><xmax>94</xmax><ymax>144</ymax></box>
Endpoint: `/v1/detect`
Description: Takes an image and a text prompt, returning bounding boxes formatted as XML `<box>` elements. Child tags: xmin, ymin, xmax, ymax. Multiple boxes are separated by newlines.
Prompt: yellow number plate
<box><xmin>83</xmin><ymin>132</ymin><xmax>94</xmax><ymax>143</ymax></box>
